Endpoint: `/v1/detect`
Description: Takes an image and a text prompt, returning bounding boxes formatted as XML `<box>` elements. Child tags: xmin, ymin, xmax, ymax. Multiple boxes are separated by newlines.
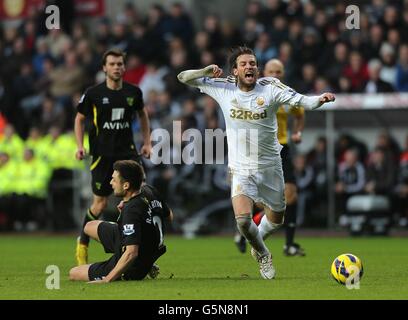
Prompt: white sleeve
<box><xmin>192</xmin><ymin>77</ymin><xmax>227</xmax><ymax>101</ymax></box>
<box><xmin>267</xmin><ymin>78</ymin><xmax>322</xmax><ymax>110</ymax></box>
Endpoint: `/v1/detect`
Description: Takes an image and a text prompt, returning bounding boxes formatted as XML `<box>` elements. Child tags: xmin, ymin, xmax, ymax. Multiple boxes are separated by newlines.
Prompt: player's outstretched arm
<box><xmin>301</xmin><ymin>92</ymin><xmax>336</xmax><ymax>110</ymax></box>
<box><xmin>177</xmin><ymin>64</ymin><xmax>223</xmax><ymax>86</ymax></box>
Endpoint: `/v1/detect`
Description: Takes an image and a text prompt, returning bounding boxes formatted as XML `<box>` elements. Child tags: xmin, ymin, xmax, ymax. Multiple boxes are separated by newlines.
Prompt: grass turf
<box><xmin>0</xmin><ymin>235</ymin><xmax>407</xmax><ymax>300</ymax></box>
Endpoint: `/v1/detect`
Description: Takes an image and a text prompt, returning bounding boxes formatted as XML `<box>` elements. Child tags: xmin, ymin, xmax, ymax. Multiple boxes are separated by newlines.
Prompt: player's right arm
<box><xmin>75</xmin><ymin>90</ymin><xmax>92</xmax><ymax>160</ymax></box>
<box><xmin>177</xmin><ymin>64</ymin><xmax>223</xmax><ymax>87</ymax></box>
<box><xmin>74</xmin><ymin>112</ymin><xmax>86</xmax><ymax>160</ymax></box>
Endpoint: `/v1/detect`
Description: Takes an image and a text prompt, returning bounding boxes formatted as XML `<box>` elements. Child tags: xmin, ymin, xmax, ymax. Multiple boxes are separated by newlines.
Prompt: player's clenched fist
<box><xmin>204</xmin><ymin>64</ymin><xmax>223</xmax><ymax>78</ymax></box>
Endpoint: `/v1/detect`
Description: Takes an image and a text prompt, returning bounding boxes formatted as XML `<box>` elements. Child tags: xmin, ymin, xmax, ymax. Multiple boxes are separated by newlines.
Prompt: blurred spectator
<box><xmin>49</xmin><ymin>50</ymin><xmax>85</xmax><ymax>106</ymax></box>
<box><xmin>396</xmin><ymin>135</ymin><xmax>408</xmax><ymax>227</ymax></box>
<box><xmin>253</xmin><ymin>32</ymin><xmax>277</xmax><ymax>69</ymax></box>
<box><xmin>365</xmin><ymin>59</ymin><xmax>394</xmax><ymax>93</ymax></box>
<box><xmin>343</xmin><ymin>51</ymin><xmax>369</xmax><ymax>92</ymax></box>
<box><xmin>203</xmin><ymin>14</ymin><xmax>223</xmax><ymax>51</ymax></box>
<box><xmin>139</xmin><ymin>61</ymin><xmax>168</xmax><ymax>98</ymax></box>
<box><xmin>123</xmin><ymin>53</ymin><xmax>147</xmax><ymax>85</ymax></box>
<box><xmin>268</xmin><ymin>15</ymin><xmax>289</xmax><ymax>48</ymax></box>
<box><xmin>313</xmin><ymin>77</ymin><xmax>332</xmax><ymax>94</ymax></box>
<box><xmin>365</xmin><ymin>147</ymin><xmax>396</xmax><ymax>195</ymax></box>
<box><xmin>366</xmin><ymin>24</ymin><xmax>384</xmax><ymax>60</ymax></box>
<box><xmin>335</xmin><ymin>149</ymin><xmax>366</xmax><ymax>217</ymax></box>
<box><xmin>324</xmin><ymin>38</ymin><xmax>350</xmax><ymax>86</ymax></box>
<box><xmin>379</xmin><ymin>42</ymin><xmax>397</xmax><ymax>87</ymax></box>
<box><xmin>12</xmin><ymin>148</ymin><xmax>51</xmax><ymax>231</ymax></box>
<box><xmin>294</xmin><ymin>154</ymin><xmax>314</xmax><ymax>226</ymax></box>
<box><xmin>375</xmin><ymin>131</ymin><xmax>401</xmax><ymax>165</ymax></box>
<box><xmin>295</xmin><ymin>63</ymin><xmax>317</xmax><ymax>94</ymax></box>
<box><xmin>335</xmin><ymin>134</ymin><xmax>368</xmax><ymax>164</ymax></box>
<box><xmin>45</xmin><ymin>29</ymin><xmax>71</xmax><ymax>60</ymax></box>
<box><xmin>116</xmin><ymin>2</ymin><xmax>140</xmax><ymax>26</ymax></box>
<box><xmin>395</xmin><ymin>44</ymin><xmax>408</xmax><ymax>91</ymax></box>
<box><xmin>110</xmin><ymin>22</ymin><xmax>130</xmax><ymax>52</ymax></box>
<box><xmin>0</xmin><ymin>124</ymin><xmax>24</xmax><ymax>160</ymax></box>
<box><xmin>37</xmin><ymin>95</ymin><xmax>65</xmax><ymax>134</ymax></box>
<box><xmin>167</xmin><ymin>2</ymin><xmax>194</xmax><ymax>44</ymax></box>
<box><xmin>32</xmin><ymin>37</ymin><xmax>51</xmax><ymax>76</ymax></box>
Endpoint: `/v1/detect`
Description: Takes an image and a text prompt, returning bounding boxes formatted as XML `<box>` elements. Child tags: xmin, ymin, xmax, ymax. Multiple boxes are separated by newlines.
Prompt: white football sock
<box><xmin>258</xmin><ymin>215</ymin><xmax>283</xmax><ymax>240</ymax></box>
<box><xmin>236</xmin><ymin>216</ymin><xmax>269</xmax><ymax>256</ymax></box>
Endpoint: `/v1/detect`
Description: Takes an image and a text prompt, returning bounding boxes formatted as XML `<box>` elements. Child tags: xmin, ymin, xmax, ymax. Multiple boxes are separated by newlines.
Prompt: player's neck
<box><xmin>106</xmin><ymin>78</ymin><xmax>123</xmax><ymax>90</ymax></box>
<box><xmin>237</xmin><ymin>82</ymin><xmax>255</xmax><ymax>92</ymax></box>
<box><xmin>124</xmin><ymin>189</ymin><xmax>141</xmax><ymax>201</ymax></box>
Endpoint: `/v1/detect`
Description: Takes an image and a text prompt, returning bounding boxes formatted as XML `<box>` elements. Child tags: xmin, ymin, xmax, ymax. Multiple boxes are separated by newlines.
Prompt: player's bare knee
<box><xmin>84</xmin><ymin>220</ymin><xmax>98</xmax><ymax>236</ymax></box>
<box><xmin>285</xmin><ymin>186</ymin><xmax>298</xmax><ymax>205</ymax></box>
<box><xmin>235</xmin><ymin>215</ymin><xmax>252</xmax><ymax>231</ymax></box>
<box><xmin>287</xmin><ymin>190</ymin><xmax>298</xmax><ymax>204</ymax></box>
<box><xmin>266</xmin><ymin>210</ymin><xmax>285</xmax><ymax>225</ymax></box>
<box><xmin>69</xmin><ymin>267</ymin><xmax>79</xmax><ymax>281</ymax></box>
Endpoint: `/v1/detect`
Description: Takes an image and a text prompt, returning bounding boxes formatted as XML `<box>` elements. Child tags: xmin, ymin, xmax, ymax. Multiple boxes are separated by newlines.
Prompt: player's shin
<box><xmin>79</xmin><ymin>209</ymin><xmax>99</xmax><ymax>245</ymax></box>
<box><xmin>285</xmin><ymin>203</ymin><xmax>297</xmax><ymax>245</ymax></box>
<box><xmin>236</xmin><ymin>215</ymin><xmax>269</xmax><ymax>256</ymax></box>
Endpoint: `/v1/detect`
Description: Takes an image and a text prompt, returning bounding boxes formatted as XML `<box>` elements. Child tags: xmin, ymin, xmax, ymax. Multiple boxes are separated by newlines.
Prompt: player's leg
<box><xmin>257</xmin><ymin>162</ymin><xmax>286</xmax><ymax>240</ymax></box>
<box><xmin>72</xmin><ymin>221</ymin><xmax>122</xmax><ymax>281</ymax></box>
<box><xmin>79</xmin><ymin>194</ymin><xmax>109</xmax><ymax>243</ymax></box>
<box><xmin>83</xmin><ymin>220</ymin><xmax>104</xmax><ymax>242</ymax></box>
<box><xmin>283</xmin><ymin>183</ymin><xmax>305</xmax><ymax>256</ymax></box>
<box><xmin>76</xmin><ymin>195</ymin><xmax>108</xmax><ymax>265</ymax></box>
<box><xmin>234</xmin><ymin>204</ymin><xmax>263</xmax><ymax>253</ymax></box>
<box><xmin>258</xmin><ymin>205</ymin><xmax>285</xmax><ymax>240</ymax></box>
<box><xmin>69</xmin><ymin>264</ymin><xmax>92</xmax><ymax>281</ymax></box>
<box><xmin>232</xmin><ymin>195</ymin><xmax>269</xmax><ymax>257</ymax></box>
<box><xmin>76</xmin><ymin>157</ymin><xmax>112</xmax><ymax>265</ymax></box>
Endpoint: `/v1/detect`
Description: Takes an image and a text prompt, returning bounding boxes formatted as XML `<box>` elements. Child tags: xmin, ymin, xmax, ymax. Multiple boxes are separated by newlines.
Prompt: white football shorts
<box><xmin>230</xmin><ymin>159</ymin><xmax>286</xmax><ymax>212</ymax></box>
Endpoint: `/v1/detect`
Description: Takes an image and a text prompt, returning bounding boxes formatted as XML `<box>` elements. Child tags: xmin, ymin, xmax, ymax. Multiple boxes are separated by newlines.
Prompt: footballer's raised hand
<box><xmin>204</xmin><ymin>64</ymin><xmax>223</xmax><ymax>78</ymax></box>
<box><xmin>319</xmin><ymin>93</ymin><xmax>336</xmax><ymax>104</ymax></box>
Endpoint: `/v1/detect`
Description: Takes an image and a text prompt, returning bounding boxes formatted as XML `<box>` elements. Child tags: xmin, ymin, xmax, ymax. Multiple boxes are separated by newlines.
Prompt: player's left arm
<box><xmin>89</xmin><ymin>245</ymin><xmax>139</xmax><ymax>283</ymax></box>
<box><xmin>301</xmin><ymin>93</ymin><xmax>336</xmax><ymax>110</ymax></box>
<box><xmin>270</xmin><ymin>78</ymin><xmax>335</xmax><ymax>110</ymax></box>
<box><xmin>137</xmin><ymin>108</ymin><xmax>152</xmax><ymax>158</ymax></box>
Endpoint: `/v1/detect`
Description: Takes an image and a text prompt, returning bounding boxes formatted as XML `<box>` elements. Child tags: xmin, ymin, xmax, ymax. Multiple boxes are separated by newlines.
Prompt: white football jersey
<box><xmin>192</xmin><ymin>76</ymin><xmax>305</xmax><ymax>170</ymax></box>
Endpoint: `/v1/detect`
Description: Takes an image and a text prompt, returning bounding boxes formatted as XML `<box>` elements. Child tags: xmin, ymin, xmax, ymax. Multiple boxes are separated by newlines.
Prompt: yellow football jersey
<box><xmin>276</xmin><ymin>105</ymin><xmax>304</xmax><ymax>145</ymax></box>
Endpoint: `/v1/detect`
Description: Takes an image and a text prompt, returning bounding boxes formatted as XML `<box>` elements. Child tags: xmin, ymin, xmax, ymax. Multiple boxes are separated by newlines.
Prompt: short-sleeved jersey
<box><xmin>118</xmin><ymin>185</ymin><xmax>170</xmax><ymax>258</ymax></box>
<box><xmin>276</xmin><ymin>105</ymin><xmax>305</xmax><ymax>145</ymax></box>
<box><xmin>77</xmin><ymin>82</ymin><xmax>144</xmax><ymax>157</ymax></box>
<box><xmin>191</xmin><ymin>76</ymin><xmax>305</xmax><ymax>170</ymax></box>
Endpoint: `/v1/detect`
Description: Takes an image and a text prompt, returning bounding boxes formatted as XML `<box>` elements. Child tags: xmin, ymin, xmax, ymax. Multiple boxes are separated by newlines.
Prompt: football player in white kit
<box><xmin>177</xmin><ymin>47</ymin><xmax>335</xmax><ymax>279</ymax></box>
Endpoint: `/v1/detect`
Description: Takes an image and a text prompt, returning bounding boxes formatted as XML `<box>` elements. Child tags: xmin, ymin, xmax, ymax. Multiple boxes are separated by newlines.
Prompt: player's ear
<box><xmin>123</xmin><ymin>182</ymin><xmax>130</xmax><ymax>191</ymax></box>
<box><xmin>233</xmin><ymin>68</ymin><xmax>238</xmax><ymax>77</ymax></box>
<box><xmin>102</xmin><ymin>65</ymin><xmax>107</xmax><ymax>73</ymax></box>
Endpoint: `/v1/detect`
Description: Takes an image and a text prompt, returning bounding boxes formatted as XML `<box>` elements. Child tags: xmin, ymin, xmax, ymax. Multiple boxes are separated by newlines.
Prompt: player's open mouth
<box><xmin>245</xmin><ymin>73</ymin><xmax>254</xmax><ymax>80</ymax></box>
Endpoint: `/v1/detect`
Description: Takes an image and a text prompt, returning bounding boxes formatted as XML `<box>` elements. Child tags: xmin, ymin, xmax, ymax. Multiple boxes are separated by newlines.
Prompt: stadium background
<box><xmin>0</xmin><ymin>0</ymin><xmax>407</xmax><ymax>237</ymax></box>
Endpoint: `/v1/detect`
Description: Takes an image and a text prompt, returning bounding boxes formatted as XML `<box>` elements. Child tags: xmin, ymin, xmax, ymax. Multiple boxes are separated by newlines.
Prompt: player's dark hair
<box><xmin>102</xmin><ymin>48</ymin><xmax>126</xmax><ymax>66</ymax></box>
<box><xmin>113</xmin><ymin>160</ymin><xmax>144</xmax><ymax>191</ymax></box>
<box><xmin>228</xmin><ymin>46</ymin><xmax>257</xmax><ymax>72</ymax></box>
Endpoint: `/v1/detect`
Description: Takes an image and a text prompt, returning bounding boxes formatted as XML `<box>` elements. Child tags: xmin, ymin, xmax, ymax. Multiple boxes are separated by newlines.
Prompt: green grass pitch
<box><xmin>0</xmin><ymin>235</ymin><xmax>407</xmax><ymax>300</ymax></box>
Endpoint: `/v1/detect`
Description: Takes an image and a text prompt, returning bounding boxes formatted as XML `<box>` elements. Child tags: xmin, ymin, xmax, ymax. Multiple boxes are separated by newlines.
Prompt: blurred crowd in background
<box><xmin>0</xmin><ymin>0</ymin><xmax>407</xmax><ymax>232</ymax></box>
